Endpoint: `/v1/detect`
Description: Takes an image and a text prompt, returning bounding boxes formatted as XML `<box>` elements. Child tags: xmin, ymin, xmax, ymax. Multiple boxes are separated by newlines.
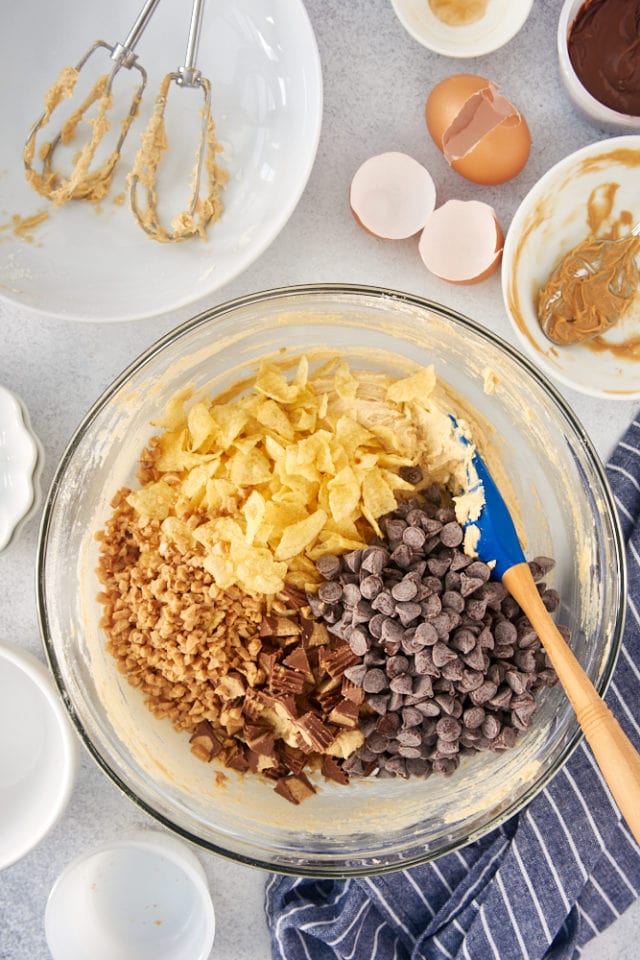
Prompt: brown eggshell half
<box><xmin>425</xmin><ymin>74</ymin><xmax>530</xmax><ymax>185</ymax></box>
<box><xmin>418</xmin><ymin>199</ymin><xmax>504</xmax><ymax>285</ymax></box>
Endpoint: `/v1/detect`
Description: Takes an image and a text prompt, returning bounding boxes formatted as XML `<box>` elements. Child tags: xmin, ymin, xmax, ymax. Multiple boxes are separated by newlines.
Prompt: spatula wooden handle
<box><xmin>503</xmin><ymin>562</ymin><xmax>640</xmax><ymax>845</ymax></box>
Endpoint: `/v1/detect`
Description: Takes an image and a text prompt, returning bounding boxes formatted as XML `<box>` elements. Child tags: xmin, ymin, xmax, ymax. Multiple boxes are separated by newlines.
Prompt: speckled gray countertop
<box><xmin>1</xmin><ymin>1</ymin><xmax>639</xmax><ymax>957</ymax></box>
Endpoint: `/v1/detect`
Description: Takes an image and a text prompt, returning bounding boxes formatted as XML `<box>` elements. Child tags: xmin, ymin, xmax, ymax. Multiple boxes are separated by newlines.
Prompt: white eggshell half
<box><xmin>419</xmin><ymin>199</ymin><xmax>503</xmax><ymax>284</ymax></box>
<box><xmin>350</xmin><ymin>152</ymin><xmax>437</xmax><ymax>240</ymax></box>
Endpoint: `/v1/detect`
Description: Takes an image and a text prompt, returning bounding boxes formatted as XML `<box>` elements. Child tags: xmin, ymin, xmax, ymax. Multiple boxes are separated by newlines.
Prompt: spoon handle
<box><xmin>503</xmin><ymin>562</ymin><xmax>640</xmax><ymax>844</ymax></box>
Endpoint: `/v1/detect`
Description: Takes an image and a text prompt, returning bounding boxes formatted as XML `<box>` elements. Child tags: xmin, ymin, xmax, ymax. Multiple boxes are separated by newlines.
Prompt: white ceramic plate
<box><xmin>0</xmin><ymin>386</ymin><xmax>42</xmax><ymax>552</ymax></box>
<box><xmin>0</xmin><ymin>642</ymin><xmax>77</xmax><ymax>870</ymax></box>
<box><xmin>390</xmin><ymin>0</ymin><xmax>533</xmax><ymax>58</ymax></box>
<box><xmin>502</xmin><ymin>136</ymin><xmax>640</xmax><ymax>400</ymax></box>
<box><xmin>0</xmin><ymin>0</ymin><xmax>322</xmax><ymax>322</ymax></box>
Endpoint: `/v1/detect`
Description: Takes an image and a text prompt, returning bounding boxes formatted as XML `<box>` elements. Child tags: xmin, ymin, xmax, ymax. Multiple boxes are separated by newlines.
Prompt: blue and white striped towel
<box><xmin>266</xmin><ymin>418</ymin><xmax>640</xmax><ymax>960</ymax></box>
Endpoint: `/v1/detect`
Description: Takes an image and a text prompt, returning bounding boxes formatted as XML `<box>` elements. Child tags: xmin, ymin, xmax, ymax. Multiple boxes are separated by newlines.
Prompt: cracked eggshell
<box><xmin>419</xmin><ymin>199</ymin><xmax>504</xmax><ymax>284</ymax></box>
<box><xmin>350</xmin><ymin>152</ymin><xmax>437</xmax><ymax>239</ymax></box>
<box><xmin>425</xmin><ymin>74</ymin><xmax>530</xmax><ymax>185</ymax></box>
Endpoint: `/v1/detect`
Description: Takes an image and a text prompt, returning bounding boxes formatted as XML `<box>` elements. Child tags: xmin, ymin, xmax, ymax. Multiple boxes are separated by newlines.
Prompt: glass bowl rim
<box><xmin>36</xmin><ymin>281</ymin><xmax>627</xmax><ymax>875</ymax></box>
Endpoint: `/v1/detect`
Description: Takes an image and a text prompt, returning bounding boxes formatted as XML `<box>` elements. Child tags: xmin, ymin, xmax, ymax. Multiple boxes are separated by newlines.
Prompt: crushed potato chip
<box><xmin>127</xmin><ymin>358</ymin><xmax>466</xmax><ymax>595</ymax></box>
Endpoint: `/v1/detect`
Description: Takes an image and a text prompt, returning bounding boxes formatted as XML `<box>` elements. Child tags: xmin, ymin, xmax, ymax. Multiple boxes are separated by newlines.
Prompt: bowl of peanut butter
<box><xmin>502</xmin><ymin>135</ymin><xmax>640</xmax><ymax>399</ymax></box>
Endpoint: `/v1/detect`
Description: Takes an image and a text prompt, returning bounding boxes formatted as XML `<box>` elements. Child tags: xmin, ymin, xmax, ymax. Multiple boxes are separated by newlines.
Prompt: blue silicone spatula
<box><xmin>453</xmin><ymin>420</ymin><xmax>640</xmax><ymax>843</ymax></box>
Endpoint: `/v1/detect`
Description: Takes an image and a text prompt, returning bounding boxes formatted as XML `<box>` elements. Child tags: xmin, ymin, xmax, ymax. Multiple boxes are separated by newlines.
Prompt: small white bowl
<box><xmin>501</xmin><ymin>135</ymin><xmax>640</xmax><ymax>399</ymax></box>
<box><xmin>558</xmin><ymin>0</ymin><xmax>640</xmax><ymax>132</ymax></box>
<box><xmin>0</xmin><ymin>643</ymin><xmax>77</xmax><ymax>870</ymax></box>
<box><xmin>0</xmin><ymin>385</ymin><xmax>42</xmax><ymax>552</ymax></box>
<box><xmin>45</xmin><ymin>832</ymin><xmax>215</xmax><ymax>960</ymax></box>
<box><xmin>390</xmin><ymin>0</ymin><xmax>533</xmax><ymax>58</ymax></box>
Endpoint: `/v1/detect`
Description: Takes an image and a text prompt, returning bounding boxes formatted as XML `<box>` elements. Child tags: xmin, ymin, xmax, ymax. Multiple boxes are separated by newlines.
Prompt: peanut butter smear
<box><xmin>537</xmin><ymin>232</ymin><xmax>640</xmax><ymax>345</ymax></box>
<box><xmin>128</xmin><ymin>73</ymin><xmax>227</xmax><ymax>243</ymax></box>
<box><xmin>428</xmin><ymin>0</ymin><xmax>489</xmax><ymax>26</ymax></box>
<box><xmin>567</xmin><ymin>0</ymin><xmax>640</xmax><ymax>117</ymax></box>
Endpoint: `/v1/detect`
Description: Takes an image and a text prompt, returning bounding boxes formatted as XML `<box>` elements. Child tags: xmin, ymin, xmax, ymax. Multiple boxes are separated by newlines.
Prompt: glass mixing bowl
<box><xmin>37</xmin><ymin>284</ymin><xmax>625</xmax><ymax>876</ymax></box>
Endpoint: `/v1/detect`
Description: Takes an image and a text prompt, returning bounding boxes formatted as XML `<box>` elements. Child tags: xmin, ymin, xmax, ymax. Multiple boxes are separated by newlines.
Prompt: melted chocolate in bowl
<box><xmin>568</xmin><ymin>0</ymin><xmax>640</xmax><ymax>117</ymax></box>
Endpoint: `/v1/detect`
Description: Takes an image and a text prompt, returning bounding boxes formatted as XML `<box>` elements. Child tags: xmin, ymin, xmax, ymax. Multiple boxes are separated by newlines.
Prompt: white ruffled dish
<box><xmin>0</xmin><ymin>386</ymin><xmax>42</xmax><ymax>552</ymax></box>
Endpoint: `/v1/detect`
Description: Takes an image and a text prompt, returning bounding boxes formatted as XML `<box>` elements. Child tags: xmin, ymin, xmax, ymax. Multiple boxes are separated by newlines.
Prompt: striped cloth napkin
<box><xmin>266</xmin><ymin>418</ymin><xmax>640</xmax><ymax>960</ymax></box>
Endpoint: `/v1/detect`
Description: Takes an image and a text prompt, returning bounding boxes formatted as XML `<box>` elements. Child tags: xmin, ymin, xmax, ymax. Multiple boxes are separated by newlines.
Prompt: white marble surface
<box><xmin>1</xmin><ymin>1</ymin><xmax>639</xmax><ymax>957</ymax></box>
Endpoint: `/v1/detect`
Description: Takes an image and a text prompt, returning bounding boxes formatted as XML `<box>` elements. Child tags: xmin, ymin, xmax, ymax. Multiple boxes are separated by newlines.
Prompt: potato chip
<box><xmin>274</xmin><ymin>509</ymin><xmax>328</xmax><ymax>561</ymax></box>
<box><xmin>205</xmin><ymin>478</ymin><xmax>237</xmax><ymax>512</ymax></box>
<box><xmin>290</xmin><ymin>405</ymin><xmax>318</xmax><ymax>433</ymax></box>
<box><xmin>263</xmin><ymin>500</ymin><xmax>309</xmax><ymax>536</ymax></box>
<box><xmin>243</xmin><ymin>490</ymin><xmax>266</xmax><ymax>544</ymax></box>
<box><xmin>253</xmin><ymin>397</ymin><xmax>295</xmax><ymax>441</ymax></box>
<box><xmin>155</xmin><ymin>430</ymin><xmax>211</xmax><ymax>472</ymax></box>
<box><xmin>154</xmin><ymin>386</ymin><xmax>192</xmax><ymax>430</ymax></box>
<box><xmin>211</xmin><ymin>404</ymin><xmax>249</xmax><ymax>448</ymax></box>
<box><xmin>307</xmin><ymin>531</ymin><xmax>365</xmax><ymax>559</ymax></box>
<box><xmin>181</xmin><ymin>463</ymin><xmax>219</xmax><ymax>500</ymax></box>
<box><xmin>292</xmin><ymin>355</ymin><xmax>310</xmax><ymax>387</ymax></box>
<box><xmin>160</xmin><ymin>516</ymin><xmax>196</xmax><ymax>553</ymax></box>
<box><xmin>264</xmin><ymin>434</ymin><xmax>286</xmax><ymax>462</ymax></box>
<box><xmin>187</xmin><ymin>402</ymin><xmax>217</xmax><ymax>451</ymax></box>
<box><xmin>228</xmin><ymin>447</ymin><xmax>272</xmax><ymax>486</ymax></box>
<box><xmin>361</xmin><ymin>470</ymin><xmax>397</xmax><ymax>534</ymax></box>
<box><xmin>334</xmin><ymin>415</ymin><xmax>375</xmax><ymax>454</ymax></box>
<box><xmin>327</xmin><ymin>465</ymin><xmax>360</xmax><ymax>523</ymax></box>
<box><xmin>127</xmin><ymin>479</ymin><xmax>176</xmax><ymax>520</ymax></box>
<box><xmin>255</xmin><ymin>363</ymin><xmax>302</xmax><ymax>404</ymax></box>
<box><xmin>333</xmin><ymin>362</ymin><xmax>359</xmax><ymax>399</ymax></box>
<box><xmin>386</xmin><ymin>365</ymin><xmax>436</xmax><ymax>403</ymax></box>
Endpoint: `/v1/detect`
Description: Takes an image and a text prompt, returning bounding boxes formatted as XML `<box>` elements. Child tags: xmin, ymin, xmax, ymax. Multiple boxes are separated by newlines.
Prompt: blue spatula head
<box><xmin>449</xmin><ymin>416</ymin><xmax>525</xmax><ymax>580</ymax></box>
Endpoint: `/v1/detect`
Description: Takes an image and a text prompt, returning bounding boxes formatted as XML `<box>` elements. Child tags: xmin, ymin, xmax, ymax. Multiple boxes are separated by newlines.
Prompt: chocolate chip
<box><xmin>403</xmin><ymin>526</ymin><xmax>426</xmax><ymax>549</ymax></box>
<box><xmin>317</xmin><ymin>581</ymin><xmax>343</xmax><ymax>603</ymax></box>
<box><xmin>459</xmin><ymin>573</ymin><xmax>485</xmax><ymax>597</ymax></box>
<box><xmin>348</xmin><ymin>627</ymin><xmax>370</xmax><ymax>657</ymax></box>
<box><xmin>469</xmin><ymin>681</ymin><xmax>498</xmax><ymax>705</ymax></box>
<box><xmin>399</xmin><ymin>465</ymin><xmax>424</xmax><ymax>485</ymax></box>
<box><xmin>316</xmin><ymin>554</ymin><xmax>341</xmax><ymax>580</ymax></box>
<box><xmin>361</xmin><ymin>546</ymin><xmax>390</xmax><ymax>575</ymax></box>
<box><xmin>360</xmin><ymin>575</ymin><xmax>384</xmax><ymax>600</ymax></box>
<box><xmin>362</xmin><ymin>668</ymin><xmax>387</xmax><ymax>693</ymax></box>
<box><xmin>371</xmin><ymin>591</ymin><xmax>396</xmax><ymax>616</ymax></box>
<box><xmin>440</xmin><ymin>521</ymin><xmax>463</xmax><ymax>547</ymax></box>
<box><xmin>391</xmin><ymin>578</ymin><xmax>419</xmax><ymax>601</ymax></box>
<box><xmin>395</xmin><ymin>601</ymin><xmax>422</xmax><ymax>626</ymax></box>
<box><xmin>380</xmin><ymin>617</ymin><xmax>404</xmax><ymax>643</ymax></box>
<box><xmin>343</xmin><ymin>550</ymin><xmax>363</xmax><ymax>573</ymax></box>
<box><xmin>376</xmin><ymin>712</ymin><xmax>401</xmax><ymax>738</ymax></box>
<box><xmin>436</xmin><ymin>717</ymin><xmax>462</xmax><ymax>741</ymax></box>
<box><xmin>386</xmin><ymin>654</ymin><xmax>410</xmax><ymax>678</ymax></box>
<box><xmin>390</xmin><ymin>543</ymin><xmax>414</xmax><ymax>568</ymax></box>
<box><xmin>342</xmin><ymin>582</ymin><xmax>362</xmax><ymax>606</ymax></box>
<box><xmin>463</xmin><ymin>706</ymin><xmax>485</xmax><ymax>729</ymax></box>
<box><xmin>482</xmin><ymin>715</ymin><xmax>501</xmax><ymax>739</ymax></box>
<box><xmin>542</xmin><ymin>589</ymin><xmax>560</xmax><ymax>612</ymax></box>
<box><xmin>389</xmin><ymin>673</ymin><xmax>414</xmax><ymax>694</ymax></box>
<box><xmin>412</xmin><ymin>674</ymin><xmax>434</xmax><ymax>698</ymax></box>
